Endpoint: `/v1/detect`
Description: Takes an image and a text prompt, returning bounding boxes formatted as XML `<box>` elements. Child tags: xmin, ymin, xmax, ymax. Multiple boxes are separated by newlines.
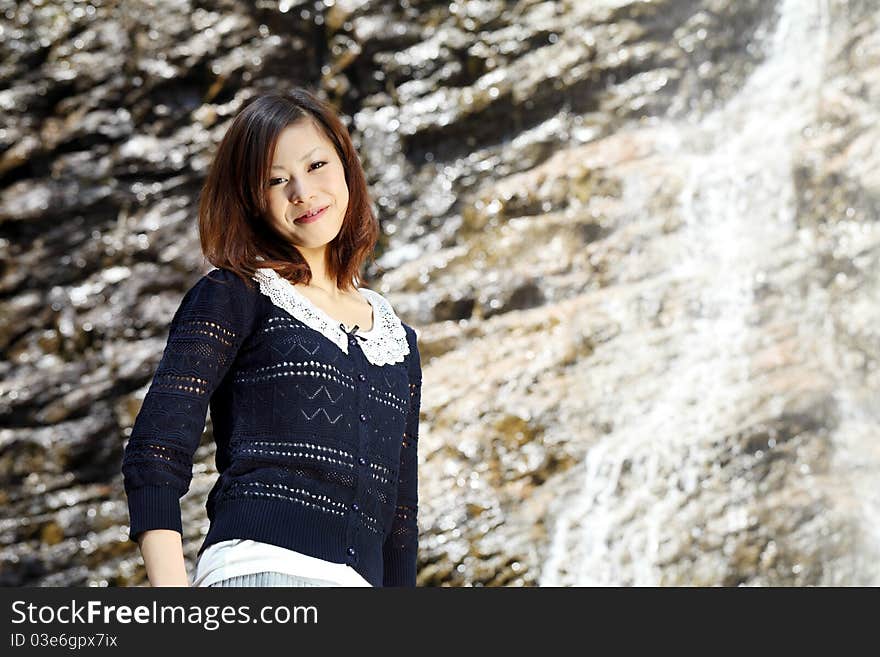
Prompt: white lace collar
<box><xmin>252</xmin><ymin>266</ymin><xmax>410</xmax><ymax>366</ymax></box>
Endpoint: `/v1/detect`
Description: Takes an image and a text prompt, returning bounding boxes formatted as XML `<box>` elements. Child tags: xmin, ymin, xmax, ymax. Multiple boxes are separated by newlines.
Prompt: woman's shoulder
<box><xmin>190</xmin><ymin>267</ymin><xmax>264</xmax><ymax>306</ymax></box>
<box><xmin>202</xmin><ymin>266</ymin><xmax>259</xmax><ymax>291</ymax></box>
<box><xmin>358</xmin><ymin>286</ymin><xmax>415</xmax><ymax>330</ymax></box>
<box><xmin>357</xmin><ymin>286</ymin><xmax>420</xmax><ymax>360</ymax></box>
<box><xmin>173</xmin><ymin>267</ymin><xmax>261</xmax><ymax>328</ymax></box>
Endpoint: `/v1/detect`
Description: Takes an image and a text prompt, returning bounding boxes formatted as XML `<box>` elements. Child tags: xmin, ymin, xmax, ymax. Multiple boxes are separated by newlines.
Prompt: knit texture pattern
<box><xmin>121</xmin><ymin>268</ymin><xmax>422</xmax><ymax>587</ymax></box>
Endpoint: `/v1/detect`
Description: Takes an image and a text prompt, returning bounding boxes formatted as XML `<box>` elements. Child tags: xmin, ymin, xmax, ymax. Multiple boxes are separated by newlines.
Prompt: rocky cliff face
<box><xmin>1</xmin><ymin>0</ymin><xmax>878</xmax><ymax>586</ymax></box>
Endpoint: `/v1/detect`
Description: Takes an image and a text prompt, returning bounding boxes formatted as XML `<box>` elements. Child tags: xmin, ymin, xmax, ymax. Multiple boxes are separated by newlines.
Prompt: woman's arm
<box><xmin>122</xmin><ymin>269</ymin><xmax>258</xmax><ymax>587</ymax></box>
<box><xmin>382</xmin><ymin>324</ymin><xmax>422</xmax><ymax>586</ymax></box>
<box><xmin>138</xmin><ymin>529</ymin><xmax>190</xmax><ymax>586</ymax></box>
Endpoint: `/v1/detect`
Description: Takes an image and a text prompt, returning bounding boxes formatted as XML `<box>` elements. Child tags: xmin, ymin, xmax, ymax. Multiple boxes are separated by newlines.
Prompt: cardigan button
<box><xmin>359</xmin><ymin>413</ymin><xmax>367</xmax><ymax>422</ymax></box>
<box><xmin>347</xmin><ymin>546</ymin><xmax>356</xmax><ymax>556</ymax></box>
<box><xmin>358</xmin><ymin>373</ymin><xmax>366</xmax><ymax>381</ymax></box>
<box><xmin>352</xmin><ymin>503</ymin><xmax>359</xmax><ymax>512</ymax></box>
<box><xmin>358</xmin><ymin>457</ymin><xmax>366</xmax><ymax>465</ymax></box>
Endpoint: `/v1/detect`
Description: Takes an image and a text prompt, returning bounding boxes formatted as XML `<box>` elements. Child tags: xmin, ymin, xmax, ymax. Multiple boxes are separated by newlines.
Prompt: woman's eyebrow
<box><xmin>271</xmin><ymin>147</ymin><xmax>325</xmax><ymax>169</ymax></box>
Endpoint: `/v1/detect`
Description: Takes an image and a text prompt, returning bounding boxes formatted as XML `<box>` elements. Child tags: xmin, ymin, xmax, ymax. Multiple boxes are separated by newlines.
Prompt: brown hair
<box><xmin>197</xmin><ymin>88</ymin><xmax>379</xmax><ymax>291</ymax></box>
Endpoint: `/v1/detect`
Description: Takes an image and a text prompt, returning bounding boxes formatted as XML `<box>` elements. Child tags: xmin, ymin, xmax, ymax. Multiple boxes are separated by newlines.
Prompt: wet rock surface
<box><xmin>0</xmin><ymin>0</ymin><xmax>878</xmax><ymax>586</ymax></box>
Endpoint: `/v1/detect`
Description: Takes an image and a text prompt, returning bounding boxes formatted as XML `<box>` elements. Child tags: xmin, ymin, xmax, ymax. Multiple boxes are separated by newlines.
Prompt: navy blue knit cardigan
<box><xmin>121</xmin><ymin>268</ymin><xmax>422</xmax><ymax>587</ymax></box>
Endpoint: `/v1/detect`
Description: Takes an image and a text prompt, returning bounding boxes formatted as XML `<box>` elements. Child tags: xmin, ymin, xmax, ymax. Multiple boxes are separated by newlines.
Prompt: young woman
<box><xmin>121</xmin><ymin>88</ymin><xmax>422</xmax><ymax>587</ymax></box>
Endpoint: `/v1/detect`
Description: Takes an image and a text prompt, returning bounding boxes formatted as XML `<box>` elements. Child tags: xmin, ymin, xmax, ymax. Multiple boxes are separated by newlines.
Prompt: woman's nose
<box><xmin>287</xmin><ymin>179</ymin><xmax>313</xmax><ymax>203</ymax></box>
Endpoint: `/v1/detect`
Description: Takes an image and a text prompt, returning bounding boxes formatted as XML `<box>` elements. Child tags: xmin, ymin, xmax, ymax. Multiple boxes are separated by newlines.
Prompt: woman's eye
<box><xmin>268</xmin><ymin>162</ymin><xmax>327</xmax><ymax>186</ymax></box>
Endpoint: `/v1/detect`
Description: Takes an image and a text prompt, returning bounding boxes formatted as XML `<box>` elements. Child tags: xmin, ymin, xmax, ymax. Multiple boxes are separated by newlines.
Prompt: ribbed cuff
<box><xmin>126</xmin><ymin>485</ymin><xmax>183</xmax><ymax>542</ymax></box>
<box><xmin>382</xmin><ymin>544</ymin><xmax>417</xmax><ymax>587</ymax></box>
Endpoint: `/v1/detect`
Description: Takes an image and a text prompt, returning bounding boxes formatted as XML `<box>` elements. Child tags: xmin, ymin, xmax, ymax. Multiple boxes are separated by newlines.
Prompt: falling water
<box><xmin>540</xmin><ymin>0</ymin><xmax>879</xmax><ymax>586</ymax></box>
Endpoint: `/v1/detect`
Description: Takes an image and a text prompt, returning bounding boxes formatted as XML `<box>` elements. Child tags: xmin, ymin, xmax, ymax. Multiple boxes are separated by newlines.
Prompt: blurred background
<box><xmin>0</xmin><ymin>0</ymin><xmax>878</xmax><ymax>586</ymax></box>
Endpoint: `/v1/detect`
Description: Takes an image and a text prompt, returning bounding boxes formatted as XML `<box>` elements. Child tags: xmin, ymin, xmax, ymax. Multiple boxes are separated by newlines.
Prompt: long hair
<box><xmin>198</xmin><ymin>88</ymin><xmax>379</xmax><ymax>291</ymax></box>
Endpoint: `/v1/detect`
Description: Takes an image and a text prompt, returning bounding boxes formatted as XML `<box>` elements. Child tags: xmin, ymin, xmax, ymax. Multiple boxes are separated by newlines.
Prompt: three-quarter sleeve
<box><xmin>382</xmin><ymin>324</ymin><xmax>422</xmax><ymax>586</ymax></box>
<box><xmin>121</xmin><ymin>268</ymin><xmax>256</xmax><ymax>543</ymax></box>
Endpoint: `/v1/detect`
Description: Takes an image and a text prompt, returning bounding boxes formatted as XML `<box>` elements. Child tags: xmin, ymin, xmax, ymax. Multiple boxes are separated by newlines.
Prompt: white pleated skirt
<box><xmin>207</xmin><ymin>571</ymin><xmax>342</xmax><ymax>587</ymax></box>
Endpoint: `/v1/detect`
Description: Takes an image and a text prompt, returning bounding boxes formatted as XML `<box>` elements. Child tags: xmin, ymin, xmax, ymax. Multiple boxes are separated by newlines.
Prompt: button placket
<box><xmin>342</xmin><ymin>324</ymin><xmax>370</xmax><ymax>567</ymax></box>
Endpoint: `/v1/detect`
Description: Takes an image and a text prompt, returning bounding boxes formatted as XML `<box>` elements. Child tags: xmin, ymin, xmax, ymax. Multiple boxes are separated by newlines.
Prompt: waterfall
<box><xmin>539</xmin><ymin>0</ymin><xmax>879</xmax><ymax>586</ymax></box>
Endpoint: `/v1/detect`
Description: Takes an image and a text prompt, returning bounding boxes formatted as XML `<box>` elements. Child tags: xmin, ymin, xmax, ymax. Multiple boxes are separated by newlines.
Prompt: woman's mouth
<box><xmin>294</xmin><ymin>205</ymin><xmax>328</xmax><ymax>224</ymax></box>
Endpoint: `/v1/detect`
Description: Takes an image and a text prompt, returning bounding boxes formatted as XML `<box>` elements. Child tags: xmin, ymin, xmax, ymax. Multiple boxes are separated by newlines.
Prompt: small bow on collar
<box><xmin>340</xmin><ymin>322</ymin><xmax>367</xmax><ymax>341</ymax></box>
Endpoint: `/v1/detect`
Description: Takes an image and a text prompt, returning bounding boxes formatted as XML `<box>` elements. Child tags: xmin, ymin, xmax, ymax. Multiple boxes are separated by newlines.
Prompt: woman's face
<box><xmin>264</xmin><ymin>118</ymin><xmax>349</xmax><ymax>252</ymax></box>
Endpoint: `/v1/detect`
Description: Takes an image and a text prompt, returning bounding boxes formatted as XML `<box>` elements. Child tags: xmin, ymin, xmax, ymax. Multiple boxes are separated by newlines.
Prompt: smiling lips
<box><xmin>294</xmin><ymin>205</ymin><xmax>328</xmax><ymax>224</ymax></box>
